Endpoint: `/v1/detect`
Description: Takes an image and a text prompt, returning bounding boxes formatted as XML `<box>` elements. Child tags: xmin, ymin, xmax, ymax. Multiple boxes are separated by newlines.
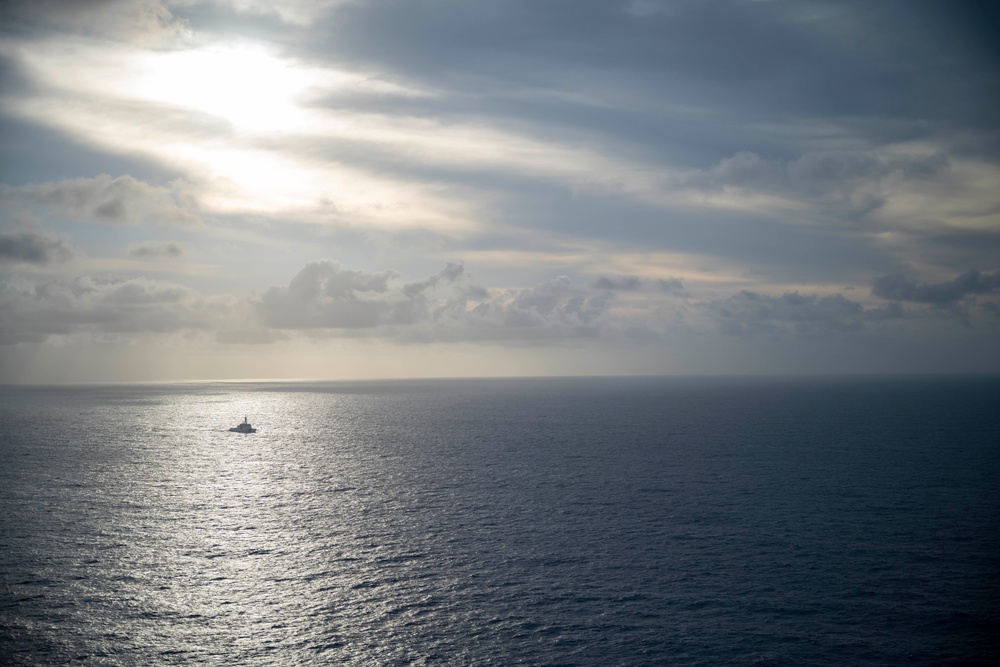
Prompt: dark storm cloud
<box><xmin>872</xmin><ymin>269</ymin><xmax>1000</xmax><ymax>304</ymax></box>
<box><xmin>0</xmin><ymin>230</ymin><xmax>73</xmax><ymax>264</ymax></box>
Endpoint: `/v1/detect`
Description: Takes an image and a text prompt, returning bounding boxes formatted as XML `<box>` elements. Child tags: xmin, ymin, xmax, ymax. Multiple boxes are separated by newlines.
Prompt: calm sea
<box><xmin>1</xmin><ymin>376</ymin><xmax>998</xmax><ymax>665</ymax></box>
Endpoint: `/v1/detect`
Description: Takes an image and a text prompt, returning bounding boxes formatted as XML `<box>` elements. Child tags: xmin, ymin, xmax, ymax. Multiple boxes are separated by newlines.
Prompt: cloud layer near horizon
<box><xmin>1</xmin><ymin>0</ymin><xmax>998</xmax><ymax>380</ymax></box>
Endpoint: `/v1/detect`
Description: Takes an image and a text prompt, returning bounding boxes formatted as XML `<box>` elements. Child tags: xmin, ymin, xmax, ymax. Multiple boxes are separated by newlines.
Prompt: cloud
<box><xmin>703</xmin><ymin>290</ymin><xmax>885</xmax><ymax>337</ymax></box>
<box><xmin>700</xmin><ymin>276</ymin><xmax>1000</xmax><ymax>337</ymax></box>
<box><xmin>673</xmin><ymin>149</ymin><xmax>953</xmax><ymax>219</ymax></box>
<box><xmin>438</xmin><ymin>277</ymin><xmax>617</xmax><ymax>342</ymax></box>
<box><xmin>0</xmin><ymin>175</ymin><xmax>201</xmax><ymax>226</ymax></box>
<box><xmin>2</xmin><ymin>0</ymin><xmax>1000</xmax><ymax>381</ymax></box>
<box><xmin>0</xmin><ymin>229</ymin><xmax>73</xmax><ymax>264</ymax></box>
<box><xmin>255</xmin><ymin>260</ymin><xmax>406</xmax><ymax>329</ymax></box>
<box><xmin>293</xmin><ymin>0</ymin><xmax>1000</xmax><ymax>142</ymax></box>
<box><xmin>0</xmin><ymin>274</ymin><xmax>224</xmax><ymax>344</ymax></box>
<box><xmin>872</xmin><ymin>269</ymin><xmax>1000</xmax><ymax>304</ymax></box>
<box><xmin>2</xmin><ymin>260</ymin><xmax>621</xmax><ymax>346</ymax></box>
<box><xmin>0</xmin><ymin>0</ymin><xmax>189</xmax><ymax>44</ymax></box>
<box><xmin>186</xmin><ymin>0</ymin><xmax>352</xmax><ymax>27</ymax></box>
<box><xmin>592</xmin><ymin>275</ymin><xmax>686</xmax><ymax>295</ymax></box>
<box><xmin>5</xmin><ymin>256</ymin><xmax>997</xmax><ymax>354</ymax></box>
<box><xmin>253</xmin><ymin>261</ymin><xmax>620</xmax><ymax>342</ymax></box>
<box><xmin>402</xmin><ymin>262</ymin><xmax>464</xmax><ymax>297</ymax></box>
<box><xmin>128</xmin><ymin>240</ymin><xmax>184</xmax><ymax>258</ymax></box>
<box><xmin>6</xmin><ymin>0</ymin><xmax>993</xmax><ymax>281</ymax></box>
<box><xmin>592</xmin><ymin>275</ymin><xmax>641</xmax><ymax>291</ymax></box>
<box><xmin>657</xmin><ymin>278</ymin><xmax>686</xmax><ymax>294</ymax></box>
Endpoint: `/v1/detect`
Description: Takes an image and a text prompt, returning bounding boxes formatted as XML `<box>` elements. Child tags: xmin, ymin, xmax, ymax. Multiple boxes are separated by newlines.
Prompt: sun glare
<box><xmin>130</xmin><ymin>43</ymin><xmax>314</xmax><ymax>132</ymax></box>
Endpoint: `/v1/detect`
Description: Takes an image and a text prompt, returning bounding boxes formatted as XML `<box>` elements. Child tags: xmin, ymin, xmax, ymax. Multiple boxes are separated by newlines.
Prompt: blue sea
<box><xmin>1</xmin><ymin>376</ymin><xmax>998</xmax><ymax>665</ymax></box>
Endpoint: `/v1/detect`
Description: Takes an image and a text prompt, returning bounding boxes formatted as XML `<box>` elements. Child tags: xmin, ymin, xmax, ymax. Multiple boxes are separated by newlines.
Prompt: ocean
<box><xmin>1</xmin><ymin>376</ymin><xmax>998</xmax><ymax>665</ymax></box>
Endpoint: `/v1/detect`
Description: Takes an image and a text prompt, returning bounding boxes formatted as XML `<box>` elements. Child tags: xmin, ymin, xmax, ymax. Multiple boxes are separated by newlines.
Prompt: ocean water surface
<box><xmin>1</xmin><ymin>375</ymin><xmax>998</xmax><ymax>665</ymax></box>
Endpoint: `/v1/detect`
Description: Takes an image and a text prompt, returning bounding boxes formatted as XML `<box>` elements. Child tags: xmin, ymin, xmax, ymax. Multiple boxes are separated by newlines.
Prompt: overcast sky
<box><xmin>1</xmin><ymin>0</ymin><xmax>998</xmax><ymax>382</ymax></box>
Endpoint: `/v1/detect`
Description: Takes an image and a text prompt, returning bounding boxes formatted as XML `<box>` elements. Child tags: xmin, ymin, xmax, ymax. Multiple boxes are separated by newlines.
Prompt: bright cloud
<box><xmin>1</xmin><ymin>0</ymin><xmax>998</xmax><ymax>381</ymax></box>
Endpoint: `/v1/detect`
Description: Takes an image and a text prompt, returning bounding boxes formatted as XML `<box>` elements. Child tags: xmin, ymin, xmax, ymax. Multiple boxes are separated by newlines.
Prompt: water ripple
<box><xmin>1</xmin><ymin>377</ymin><xmax>998</xmax><ymax>665</ymax></box>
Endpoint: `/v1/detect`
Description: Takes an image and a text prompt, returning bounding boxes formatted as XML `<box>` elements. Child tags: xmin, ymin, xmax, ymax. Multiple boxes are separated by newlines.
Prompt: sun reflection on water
<box><xmin>86</xmin><ymin>389</ymin><xmax>358</xmax><ymax>661</ymax></box>
<box><xmin>5</xmin><ymin>380</ymin><xmax>998</xmax><ymax>664</ymax></box>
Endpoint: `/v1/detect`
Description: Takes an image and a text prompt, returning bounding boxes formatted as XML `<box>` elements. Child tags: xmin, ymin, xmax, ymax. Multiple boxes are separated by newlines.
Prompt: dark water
<box><xmin>1</xmin><ymin>376</ymin><xmax>998</xmax><ymax>665</ymax></box>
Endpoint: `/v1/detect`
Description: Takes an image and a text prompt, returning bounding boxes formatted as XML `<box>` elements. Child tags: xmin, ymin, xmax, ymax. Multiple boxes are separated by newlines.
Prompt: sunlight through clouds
<box><xmin>127</xmin><ymin>43</ymin><xmax>314</xmax><ymax>133</ymax></box>
<box><xmin>1</xmin><ymin>0</ymin><xmax>998</xmax><ymax>381</ymax></box>
<box><xmin>1</xmin><ymin>37</ymin><xmax>482</xmax><ymax>230</ymax></box>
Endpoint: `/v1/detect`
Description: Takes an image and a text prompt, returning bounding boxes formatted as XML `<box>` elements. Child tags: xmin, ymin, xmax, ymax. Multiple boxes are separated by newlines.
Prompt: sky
<box><xmin>1</xmin><ymin>0</ymin><xmax>998</xmax><ymax>383</ymax></box>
